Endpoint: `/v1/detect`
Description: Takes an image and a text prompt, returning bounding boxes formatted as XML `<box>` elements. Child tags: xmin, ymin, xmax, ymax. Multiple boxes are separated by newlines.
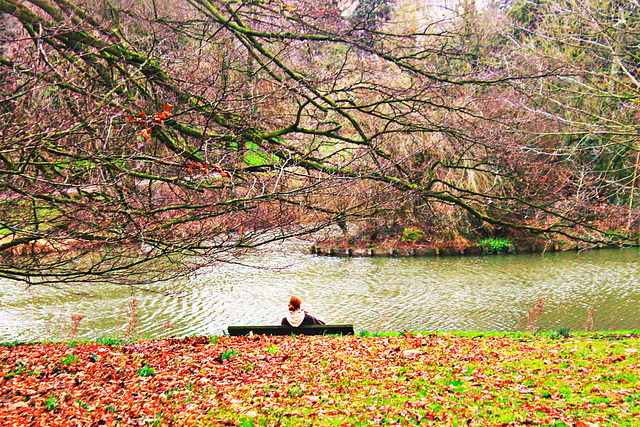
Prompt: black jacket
<box><xmin>281</xmin><ymin>312</ymin><xmax>325</xmax><ymax>327</ymax></box>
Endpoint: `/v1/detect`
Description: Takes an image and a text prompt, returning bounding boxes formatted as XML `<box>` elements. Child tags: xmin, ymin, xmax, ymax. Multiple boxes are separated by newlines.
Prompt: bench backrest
<box><xmin>227</xmin><ymin>324</ymin><xmax>354</xmax><ymax>336</ymax></box>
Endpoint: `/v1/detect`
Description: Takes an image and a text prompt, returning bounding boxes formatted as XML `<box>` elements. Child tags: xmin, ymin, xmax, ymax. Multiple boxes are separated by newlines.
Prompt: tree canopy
<box><xmin>0</xmin><ymin>0</ymin><xmax>638</xmax><ymax>286</ymax></box>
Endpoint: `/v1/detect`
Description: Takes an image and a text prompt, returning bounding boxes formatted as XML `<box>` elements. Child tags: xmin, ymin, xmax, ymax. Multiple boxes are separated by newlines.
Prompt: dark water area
<box><xmin>1</xmin><ymin>241</ymin><xmax>639</xmax><ymax>342</ymax></box>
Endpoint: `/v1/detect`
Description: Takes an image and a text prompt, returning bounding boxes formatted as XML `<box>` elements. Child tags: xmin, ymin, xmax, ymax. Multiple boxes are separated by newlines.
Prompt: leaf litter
<box><xmin>1</xmin><ymin>333</ymin><xmax>640</xmax><ymax>426</ymax></box>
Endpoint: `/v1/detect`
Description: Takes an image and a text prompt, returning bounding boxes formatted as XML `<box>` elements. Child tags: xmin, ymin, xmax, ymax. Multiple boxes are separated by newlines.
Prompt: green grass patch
<box><xmin>61</xmin><ymin>354</ymin><xmax>79</xmax><ymax>364</ymax></box>
<box><xmin>220</xmin><ymin>349</ymin><xmax>238</xmax><ymax>361</ymax></box>
<box><xmin>94</xmin><ymin>336</ymin><xmax>127</xmax><ymax>346</ymax></box>
<box><xmin>137</xmin><ymin>364</ymin><xmax>156</xmax><ymax>377</ymax></box>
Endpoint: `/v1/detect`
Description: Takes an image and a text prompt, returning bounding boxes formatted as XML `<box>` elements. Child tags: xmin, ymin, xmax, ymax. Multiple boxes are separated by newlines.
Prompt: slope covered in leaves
<box><xmin>1</xmin><ymin>333</ymin><xmax>639</xmax><ymax>426</ymax></box>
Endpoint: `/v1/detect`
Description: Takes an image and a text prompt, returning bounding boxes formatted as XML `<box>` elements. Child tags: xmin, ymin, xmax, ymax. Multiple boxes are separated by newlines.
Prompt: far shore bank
<box><xmin>311</xmin><ymin>240</ymin><xmax>622</xmax><ymax>258</ymax></box>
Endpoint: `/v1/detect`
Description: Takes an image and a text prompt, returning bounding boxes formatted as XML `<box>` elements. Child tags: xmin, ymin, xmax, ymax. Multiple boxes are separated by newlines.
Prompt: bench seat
<box><xmin>227</xmin><ymin>324</ymin><xmax>354</xmax><ymax>336</ymax></box>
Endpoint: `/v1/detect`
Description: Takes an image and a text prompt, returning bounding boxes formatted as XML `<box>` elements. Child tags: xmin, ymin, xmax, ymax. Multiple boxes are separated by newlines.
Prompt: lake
<box><xmin>1</xmin><ymin>241</ymin><xmax>638</xmax><ymax>342</ymax></box>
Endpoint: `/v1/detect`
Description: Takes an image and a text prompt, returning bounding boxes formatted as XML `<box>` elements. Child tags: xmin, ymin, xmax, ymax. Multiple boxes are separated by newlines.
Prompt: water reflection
<box><xmin>0</xmin><ymin>242</ymin><xmax>638</xmax><ymax>341</ymax></box>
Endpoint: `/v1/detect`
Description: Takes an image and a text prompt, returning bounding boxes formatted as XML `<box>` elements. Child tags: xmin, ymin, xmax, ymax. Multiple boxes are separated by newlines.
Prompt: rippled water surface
<box><xmin>1</xmin><ymin>242</ymin><xmax>639</xmax><ymax>341</ymax></box>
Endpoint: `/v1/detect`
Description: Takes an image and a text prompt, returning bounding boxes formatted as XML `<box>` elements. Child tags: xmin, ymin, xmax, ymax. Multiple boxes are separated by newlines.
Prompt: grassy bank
<box><xmin>1</xmin><ymin>332</ymin><xmax>639</xmax><ymax>426</ymax></box>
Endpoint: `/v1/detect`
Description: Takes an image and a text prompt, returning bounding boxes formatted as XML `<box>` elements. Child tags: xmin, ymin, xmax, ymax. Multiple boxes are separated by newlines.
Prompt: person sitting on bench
<box><xmin>281</xmin><ymin>296</ymin><xmax>325</xmax><ymax>327</ymax></box>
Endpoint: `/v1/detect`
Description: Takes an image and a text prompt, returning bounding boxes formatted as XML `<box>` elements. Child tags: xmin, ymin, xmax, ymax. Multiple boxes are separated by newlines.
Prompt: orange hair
<box><xmin>288</xmin><ymin>296</ymin><xmax>302</xmax><ymax>312</ymax></box>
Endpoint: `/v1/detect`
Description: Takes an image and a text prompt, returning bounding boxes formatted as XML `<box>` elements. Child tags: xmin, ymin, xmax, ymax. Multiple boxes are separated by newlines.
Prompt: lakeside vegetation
<box><xmin>2</xmin><ymin>331</ymin><xmax>640</xmax><ymax>426</ymax></box>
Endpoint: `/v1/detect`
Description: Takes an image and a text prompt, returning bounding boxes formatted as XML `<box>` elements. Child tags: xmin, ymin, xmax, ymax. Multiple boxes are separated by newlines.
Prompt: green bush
<box><xmin>550</xmin><ymin>327</ymin><xmax>572</xmax><ymax>340</ymax></box>
<box><xmin>479</xmin><ymin>238</ymin><xmax>514</xmax><ymax>254</ymax></box>
<box><xmin>401</xmin><ymin>227</ymin><xmax>424</xmax><ymax>243</ymax></box>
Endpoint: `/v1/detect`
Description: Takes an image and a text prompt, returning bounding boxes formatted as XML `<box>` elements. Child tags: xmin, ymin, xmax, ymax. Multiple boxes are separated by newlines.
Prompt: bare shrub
<box><xmin>584</xmin><ymin>306</ymin><xmax>595</xmax><ymax>332</ymax></box>
<box><xmin>523</xmin><ymin>298</ymin><xmax>546</xmax><ymax>333</ymax></box>
<box><xmin>67</xmin><ymin>314</ymin><xmax>84</xmax><ymax>341</ymax></box>
<box><xmin>124</xmin><ymin>298</ymin><xmax>140</xmax><ymax>341</ymax></box>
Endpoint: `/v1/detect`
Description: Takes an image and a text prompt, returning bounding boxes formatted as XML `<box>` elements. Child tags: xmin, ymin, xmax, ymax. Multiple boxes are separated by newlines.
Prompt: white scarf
<box><xmin>286</xmin><ymin>309</ymin><xmax>305</xmax><ymax>327</ymax></box>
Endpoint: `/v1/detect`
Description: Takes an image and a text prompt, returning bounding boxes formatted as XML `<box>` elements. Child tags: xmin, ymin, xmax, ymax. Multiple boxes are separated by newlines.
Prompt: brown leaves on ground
<box><xmin>1</xmin><ymin>334</ymin><xmax>639</xmax><ymax>426</ymax></box>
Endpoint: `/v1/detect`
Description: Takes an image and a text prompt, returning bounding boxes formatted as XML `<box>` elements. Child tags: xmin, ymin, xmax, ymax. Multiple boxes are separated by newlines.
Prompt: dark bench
<box><xmin>227</xmin><ymin>324</ymin><xmax>354</xmax><ymax>336</ymax></box>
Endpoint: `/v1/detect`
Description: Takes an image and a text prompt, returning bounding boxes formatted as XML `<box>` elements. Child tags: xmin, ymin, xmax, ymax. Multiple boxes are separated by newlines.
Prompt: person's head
<box><xmin>288</xmin><ymin>296</ymin><xmax>302</xmax><ymax>312</ymax></box>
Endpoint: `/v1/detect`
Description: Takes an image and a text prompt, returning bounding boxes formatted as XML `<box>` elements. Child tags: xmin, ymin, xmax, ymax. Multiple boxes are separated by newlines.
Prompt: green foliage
<box><xmin>76</xmin><ymin>399</ymin><xmax>90</xmax><ymax>411</ymax></box>
<box><xmin>229</xmin><ymin>140</ymin><xmax>278</xmax><ymax>167</ymax></box>
<box><xmin>221</xmin><ymin>349</ymin><xmax>238</xmax><ymax>361</ymax></box>
<box><xmin>244</xmin><ymin>150</ymin><xmax>277</xmax><ymax>167</ymax></box>
<box><xmin>152</xmin><ymin>410</ymin><xmax>164</xmax><ymax>427</ymax></box>
<box><xmin>61</xmin><ymin>354</ymin><xmax>79</xmax><ymax>364</ymax></box>
<box><xmin>479</xmin><ymin>238</ymin><xmax>514</xmax><ymax>254</ymax></box>
<box><xmin>44</xmin><ymin>393</ymin><xmax>59</xmax><ymax>412</ymax></box>
<box><xmin>509</xmin><ymin>0</ymin><xmax>547</xmax><ymax>28</ymax></box>
<box><xmin>564</xmin><ymin>133</ymin><xmax>636</xmax><ymax>206</ymax></box>
<box><xmin>5</xmin><ymin>362</ymin><xmax>25</xmax><ymax>380</ymax></box>
<box><xmin>550</xmin><ymin>327</ymin><xmax>572</xmax><ymax>339</ymax></box>
<box><xmin>137</xmin><ymin>365</ymin><xmax>156</xmax><ymax>377</ymax></box>
<box><xmin>0</xmin><ymin>341</ymin><xmax>28</xmax><ymax>348</ymax></box>
<box><xmin>352</xmin><ymin>0</ymin><xmax>393</xmax><ymax>28</ymax></box>
<box><xmin>287</xmin><ymin>383</ymin><xmax>305</xmax><ymax>398</ymax></box>
<box><xmin>349</xmin><ymin>0</ymin><xmax>394</xmax><ymax>48</ymax></box>
<box><xmin>95</xmin><ymin>337</ymin><xmax>126</xmax><ymax>346</ymax></box>
<box><xmin>400</xmin><ymin>226</ymin><xmax>424</xmax><ymax>243</ymax></box>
